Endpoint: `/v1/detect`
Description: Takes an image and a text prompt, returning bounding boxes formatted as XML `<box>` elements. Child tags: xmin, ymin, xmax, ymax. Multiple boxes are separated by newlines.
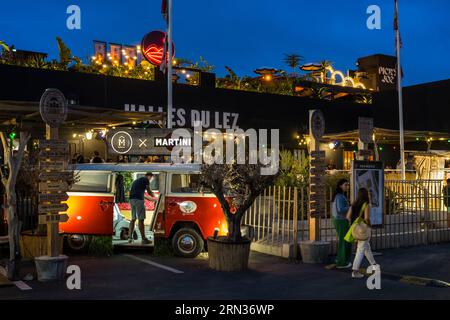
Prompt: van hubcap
<box><xmin>178</xmin><ymin>235</ymin><xmax>196</xmax><ymax>254</ymax></box>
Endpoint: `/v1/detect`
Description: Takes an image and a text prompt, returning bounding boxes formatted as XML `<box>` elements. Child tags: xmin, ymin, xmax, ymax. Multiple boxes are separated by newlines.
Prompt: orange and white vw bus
<box><xmin>61</xmin><ymin>163</ymin><xmax>230</xmax><ymax>257</ymax></box>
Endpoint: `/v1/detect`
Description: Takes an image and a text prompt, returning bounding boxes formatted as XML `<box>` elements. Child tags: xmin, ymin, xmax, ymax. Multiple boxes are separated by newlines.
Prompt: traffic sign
<box><xmin>39</xmin><ymin>171</ymin><xmax>72</xmax><ymax>181</ymax></box>
<box><xmin>38</xmin><ymin>214</ymin><xmax>69</xmax><ymax>225</ymax></box>
<box><xmin>38</xmin><ymin>203</ymin><xmax>69</xmax><ymax>214</ymax></box>
<box><xmin>38</xmin><ymin>193</ymin><xmax>69</xmax><ymax>203</ymax></box>
<box><xmin>39</xmin><ymin>181</ymin><xmax>69</xmax><ymax>192</ymax></box>
<box><xmin>39</xmin><ymin>161</ymin><xmax>67</xmax><ymax>170</ymax></box>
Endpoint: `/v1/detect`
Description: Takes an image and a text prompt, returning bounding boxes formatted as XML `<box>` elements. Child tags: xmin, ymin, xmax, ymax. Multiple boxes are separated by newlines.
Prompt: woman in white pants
<box><xmin>346</xmin><ymin>188</ymin><xmax>377</xmax><ymax>278</ymax></box>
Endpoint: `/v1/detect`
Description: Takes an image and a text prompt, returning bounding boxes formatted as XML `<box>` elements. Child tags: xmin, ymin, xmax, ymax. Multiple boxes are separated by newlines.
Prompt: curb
<box><xmin>326</xmin><ymin>264</ymin><xmax>450</xmax><ymax>288</ymax></box>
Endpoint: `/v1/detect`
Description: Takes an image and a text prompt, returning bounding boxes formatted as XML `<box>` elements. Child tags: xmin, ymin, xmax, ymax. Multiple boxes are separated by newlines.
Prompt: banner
<box><xmin>351</xmin><ymin>160</ymin><xmax>384</xmax><ymax>226</ymax></box>
<box><xmin>123</xmin><ymin>45</ymin><xmax>137</xmax><ymax>67</ymax></box>
<box><xmin>93</xmin><ymin>40</ymin><xmax>107</xmax><ymax>62</ymax></box>
<box><xmin>109</xmin><ymin>43</ymin><xmax>122</xmax><ymax>65</ymax></box>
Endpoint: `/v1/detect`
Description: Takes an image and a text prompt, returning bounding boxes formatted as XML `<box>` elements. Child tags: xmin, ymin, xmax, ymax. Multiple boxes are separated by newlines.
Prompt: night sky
<box><xmin>1</xmin><ymin>0</ymin><xmax>449</xmax><ymax>86</ymax></box>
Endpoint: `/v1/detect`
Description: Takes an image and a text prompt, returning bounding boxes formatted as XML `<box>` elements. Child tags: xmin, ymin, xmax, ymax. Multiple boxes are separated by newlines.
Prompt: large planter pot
<box><xmin>20</xmin><ymin>231</ymin><xmax>64</xmax><ymax>259</ymax></box>
<box><xmin>207</xmin><ymin>237</ymin><xmax>251</xmax><ymax>272</ymax></box>
<box><xmin>35</xmin><ymin>255</ymin><xmax>68</xmax><ymax>282</ymax></box>
<box><xmin>299</xmin><ymin>240</ymin><xmax>330</xmax><ymax>264</ymax></box>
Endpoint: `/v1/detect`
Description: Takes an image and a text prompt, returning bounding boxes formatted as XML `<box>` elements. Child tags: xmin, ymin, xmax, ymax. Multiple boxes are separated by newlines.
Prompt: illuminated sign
<box><xmin>378</xmin><ymin>66</ymin><xmax>397</xmax><ymax>85</ymax></box>
<box><xmin>107</xmin><ymin>128</ymin><xmax>175</xmax><ymax>155</ymax></box>
<box><xmin>141</xmin><ymin>30</ymin><xmax>175</xmax><ymax>66</ymax></box>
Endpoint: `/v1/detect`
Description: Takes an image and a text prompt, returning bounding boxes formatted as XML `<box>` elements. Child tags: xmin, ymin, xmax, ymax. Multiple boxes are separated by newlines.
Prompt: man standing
<box><xmin>129</xmin><ymin>172</ymin><xmax>157</xmax><ymax>244</ymax></box>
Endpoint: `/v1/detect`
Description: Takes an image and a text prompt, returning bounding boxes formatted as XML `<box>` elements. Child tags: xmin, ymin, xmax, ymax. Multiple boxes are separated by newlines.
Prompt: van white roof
<box><xmin>71</xmin><ymin>163</ymin><xmax>201</xmax><ymax>173</ymax></box>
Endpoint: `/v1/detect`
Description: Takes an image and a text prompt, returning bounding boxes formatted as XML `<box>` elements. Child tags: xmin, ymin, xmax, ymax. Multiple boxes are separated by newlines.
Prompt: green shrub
<box><xmin>88</xmin><ymin>236</ymin><xmax>113</xmax><ymax>256</ymax></box>
<box><xmin>153</xmin><ymin>238</ymin><xmax>174</xmax><ymax>256</ymax></box>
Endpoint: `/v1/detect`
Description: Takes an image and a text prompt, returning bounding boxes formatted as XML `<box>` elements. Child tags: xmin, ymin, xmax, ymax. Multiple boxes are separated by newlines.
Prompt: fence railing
<box><xmin>245</xmin><ymin>180</ymin><xmax>450</xmax><ymax>256</ymax></box>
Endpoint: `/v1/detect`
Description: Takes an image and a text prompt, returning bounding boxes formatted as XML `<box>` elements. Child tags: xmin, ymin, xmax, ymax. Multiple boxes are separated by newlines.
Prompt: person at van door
<box><xmin>331</xmin><ymin>179</ymin><xmax>352</xmax><ymax>268</ymax></box>
<box><xmin>129</xmin><ymin>172</ymin><xmax>157</xmax><ymax>244</ymax></box>
<box><xmin>90</xmin><ymin>151</ymin><xmax>104</xmax><ymax>163</ymax></box>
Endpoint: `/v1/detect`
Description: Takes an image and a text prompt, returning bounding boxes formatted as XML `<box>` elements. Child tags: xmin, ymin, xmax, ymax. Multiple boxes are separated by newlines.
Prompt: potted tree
<box><xmin>201</xmin><ymin>163</ymin><xmax>276</xmax><ymax>271</ymax></box>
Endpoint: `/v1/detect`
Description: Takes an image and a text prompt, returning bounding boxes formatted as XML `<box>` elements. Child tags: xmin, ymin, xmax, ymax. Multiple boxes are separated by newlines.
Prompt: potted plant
<box><xmin>201</xmin><ymin>163</ymin><xmax>276</xmax><ymax>271</ymax></box>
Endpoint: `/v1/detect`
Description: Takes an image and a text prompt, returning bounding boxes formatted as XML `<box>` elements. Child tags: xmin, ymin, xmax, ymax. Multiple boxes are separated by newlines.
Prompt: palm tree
<box><xmin>283</xmin><ymin>53</ymin><xmax>304</xmax><ymax>77</ymax></box>
<box><xmin>319</xmin><ymin>60</ymin><xmax>333</xmax><ymax>83</ymax></box>
<box><xmin>0</xmin><ymin>40</ymin><xmax>9</xmax><ymax>52</ymax></box>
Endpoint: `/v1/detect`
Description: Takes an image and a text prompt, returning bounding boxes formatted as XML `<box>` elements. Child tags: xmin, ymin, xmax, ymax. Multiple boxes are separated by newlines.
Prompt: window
<box><xmin>170</xmin><ymin>174</ymin><xmax>211</xmax><ymax>193</ymax></box>
<box><xmin>343</xmin><ymin>151</ymin><xmax>355</xmax><ymax>170</ymax></box>
<box><xmin>71</xmin><ymin>171</ymin><xmax>111</xmax><ymax>192</ymax></box>
<box><xmin>135</xmin><ymin>173</ymin><xmax>159</xmax><ymax>191</ymax></box>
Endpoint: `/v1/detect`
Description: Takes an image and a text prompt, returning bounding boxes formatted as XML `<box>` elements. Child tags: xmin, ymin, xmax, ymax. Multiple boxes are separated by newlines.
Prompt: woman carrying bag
<box><xmin>345</xmin><ymin>187</ymin><xmax>378</xmax><ymax>278</ymax></box>
<box><xmin>331</xmin><ymin>179</ymin><xmax>352</xmax><ymax>268</ymax></box>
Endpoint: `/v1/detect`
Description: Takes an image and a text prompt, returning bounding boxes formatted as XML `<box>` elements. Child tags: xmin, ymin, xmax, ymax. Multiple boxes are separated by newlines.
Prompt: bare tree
<box><xmin>201</xmin><ymin>163</ymin><xmax>277</xmax><ymax>242</ymax></box>
<box><xmin>0</xmin><ymin>131</ymin><xmax>31</xmax><ymax>279</ymax></box>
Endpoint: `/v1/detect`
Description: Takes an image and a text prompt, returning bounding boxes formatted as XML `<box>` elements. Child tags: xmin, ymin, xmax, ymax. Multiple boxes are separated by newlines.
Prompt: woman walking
<box><xmin>331</xmin><ymin>179</ymin><xmax>352</xmax><ymax>268</ymax></box>
<box><xmin>346</xmin><ymin>188</ymin><xmax>378</xmax><ymax>278</ymax></box>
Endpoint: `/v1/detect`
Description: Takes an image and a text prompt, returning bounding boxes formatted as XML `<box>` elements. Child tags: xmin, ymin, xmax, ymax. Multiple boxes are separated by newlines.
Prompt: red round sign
<box><xmin>141</xmin><ymin>30</ymin><xmax>175</xmax><ymax>66</ymax></box>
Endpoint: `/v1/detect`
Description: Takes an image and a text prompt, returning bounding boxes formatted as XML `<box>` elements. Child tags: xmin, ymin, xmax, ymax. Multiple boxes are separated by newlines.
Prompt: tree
<box><xmin>276</xmin><ymin>150</ymin><xmax>309</xmax><ymax>188</ymax></box>
<box><xmin>283</xmin><ymin>53</ymin><xmax>304</xmax><ymax>77</ymax></box>
<box><xmin>0</xmin><ymin>41</ymin><xmax>9</xmax><ymax>52</ymax></box>
<box><xmin>0</xmin><ymin>129</ymin><xmax>31</xmax><ymax>279</ymax></box>
<box><xmin>56</xmin><ymin>37</ymin><xmax>72</xmax><ymax>70</ymax></box>
<box><xmin>201</xmin><ymin>163</ymin><xmax>276</xmax><ymax>242</ymax></box>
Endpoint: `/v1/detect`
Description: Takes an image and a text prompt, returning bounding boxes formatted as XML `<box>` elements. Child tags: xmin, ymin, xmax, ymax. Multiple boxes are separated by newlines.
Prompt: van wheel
<box><xmin>172</xmin><ymin>228</ymin><xmax>204</xmax><ymax>258</ymax></box>
<box><xmin>65</xmin><ymin>234</ymin><xmax>91</xmax><ymax>253</ymax></box>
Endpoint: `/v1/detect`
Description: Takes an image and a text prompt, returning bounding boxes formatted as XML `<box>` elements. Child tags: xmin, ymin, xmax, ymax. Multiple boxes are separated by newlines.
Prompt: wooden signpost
<box><xmin>308</xmin><ymin>110</ymin><xmax>326</xmax><ymax>242</ymax></box>
<box><xmin>38</xmin><ymin>88</ymin><xmax>70</xmax><ymax>261</ymax></box>
<box><xmin>38</xmin><ymin>214</ymin><xmax>69</xmax><ymax>225</ymax></box>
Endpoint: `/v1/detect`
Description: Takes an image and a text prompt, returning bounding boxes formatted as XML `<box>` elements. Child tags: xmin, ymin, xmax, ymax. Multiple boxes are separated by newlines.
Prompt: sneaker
<box><xmin>128</xmin><ymin>237</ymin><xmax>134</xmax><ymax>243</ymax></box>
<box><xmin>141</xmin><ymin>238</ymin><xmax>151</xmax><ymax>245</ymax></box>
<box><xmin>352</xmin><ymin>271</ymin><xmax>364</xmax><ymax>278</ymax></box>
<box><xmin>337</xmin><ymin>262</ymin><xmax>352</xmax><ymax>269</ymax></box>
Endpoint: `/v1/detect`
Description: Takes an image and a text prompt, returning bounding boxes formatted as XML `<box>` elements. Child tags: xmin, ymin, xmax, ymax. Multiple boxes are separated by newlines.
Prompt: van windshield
<box><xmin>170</xmin><ymin>174</ymin><xmax>212</xmax><ymax>193</ymax></box>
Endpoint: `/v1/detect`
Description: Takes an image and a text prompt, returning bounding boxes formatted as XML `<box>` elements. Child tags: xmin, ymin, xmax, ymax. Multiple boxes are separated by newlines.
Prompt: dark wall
<box><xmin>0</xmin><ymin>64</ymin><xmax>374</xmax><ymax>147</ymax></box>
<box><xmin>373</xmin><ymin>80</ymin><xmax>450</xmax><ymax>133</ymax></box>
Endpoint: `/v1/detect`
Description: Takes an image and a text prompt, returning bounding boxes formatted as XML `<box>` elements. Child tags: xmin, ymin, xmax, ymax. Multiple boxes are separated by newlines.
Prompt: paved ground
<box><xmin>1</xmin><ymin>243</ymin><xmax>450</xmax><ymax>300</ymax></box>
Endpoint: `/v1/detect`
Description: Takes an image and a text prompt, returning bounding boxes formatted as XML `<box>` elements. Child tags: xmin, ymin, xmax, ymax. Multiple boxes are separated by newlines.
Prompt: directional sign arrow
<box><xmin>39</xmin><ymin>140</ymin><xmax>68</xmax><ymax>149</ymax></box>
<box><xmin>39</xmin><ymin>161</ymin><xmax>68</xmax><ymax>171</ymax></box>
<box><xmin>39</xmin><ymin>171</ymin><xmax>72</xmax><ymax>181</ymax></box>
<box><xmin>38</xmin><ymin>203</ymin><xmax>69</xmax><ymax>213</ymax></box>
<box><xmin>38</xmin><ymin>214</ymin><xmax>69</xmax><ymax>225</ymax></box>
<box><xmin>39</xmin><ymin>181</ymin><xmax>69</xmax><ymax>192</ymax></box>
<box><xmin>38</xmin><ymin>193</ymin><xmax>69</xmax><ymax>203</ymax></box>
<box><xmin>39</xmin><ymin>149</ymin><xmax>68</xmax><ymax>157</ymax></box>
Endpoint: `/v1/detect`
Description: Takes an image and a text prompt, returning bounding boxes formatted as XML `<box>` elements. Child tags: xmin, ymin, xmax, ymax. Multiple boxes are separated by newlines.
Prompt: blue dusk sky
<box><xmin>1</xmin><ymin>0</ymin><xmax>449</xmax><ymax>86</ymax></box>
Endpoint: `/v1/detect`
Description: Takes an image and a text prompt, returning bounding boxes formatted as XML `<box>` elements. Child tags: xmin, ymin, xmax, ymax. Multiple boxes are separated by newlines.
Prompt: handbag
<box><xmin>344</xmin><ymin>202</ymin><xmax>369</xmax><ymax>243</ymax></box>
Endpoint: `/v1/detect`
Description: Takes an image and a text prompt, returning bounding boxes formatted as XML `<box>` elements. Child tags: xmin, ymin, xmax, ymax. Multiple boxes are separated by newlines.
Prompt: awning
<box><xmin>0</xmin><ymin>100</ymin><xmax>165</xmax><ymax>128</ymax></box>
<box><xmin>322</xmin><ymin>128</ymin><xmax>450</xmax><ymax>144</ymax></box>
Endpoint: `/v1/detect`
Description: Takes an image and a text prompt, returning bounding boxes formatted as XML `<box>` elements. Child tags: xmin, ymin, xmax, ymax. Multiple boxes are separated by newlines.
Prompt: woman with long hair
<box><xmin>331</xmin><ymin>179</ymin><xmax>351</xmax><ymax>268</ymax></box>
<box><xmin>346</xmin><ymin>188</ymin><xmax>378</xmax><ymax>278</ymax></box>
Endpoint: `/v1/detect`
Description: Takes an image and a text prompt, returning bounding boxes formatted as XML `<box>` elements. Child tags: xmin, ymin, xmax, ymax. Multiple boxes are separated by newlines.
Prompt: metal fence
<box><xmin>244</xmin><ymin>180</ymin><xmax>450</xmax><ymax>257</ymax></box>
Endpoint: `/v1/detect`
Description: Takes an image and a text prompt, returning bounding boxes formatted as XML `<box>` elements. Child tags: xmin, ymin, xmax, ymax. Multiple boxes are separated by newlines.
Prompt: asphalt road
<box><xmin>1</xmin><ymin>243</ymin><xmax>450</xmax><ymax>300</ymax></box>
